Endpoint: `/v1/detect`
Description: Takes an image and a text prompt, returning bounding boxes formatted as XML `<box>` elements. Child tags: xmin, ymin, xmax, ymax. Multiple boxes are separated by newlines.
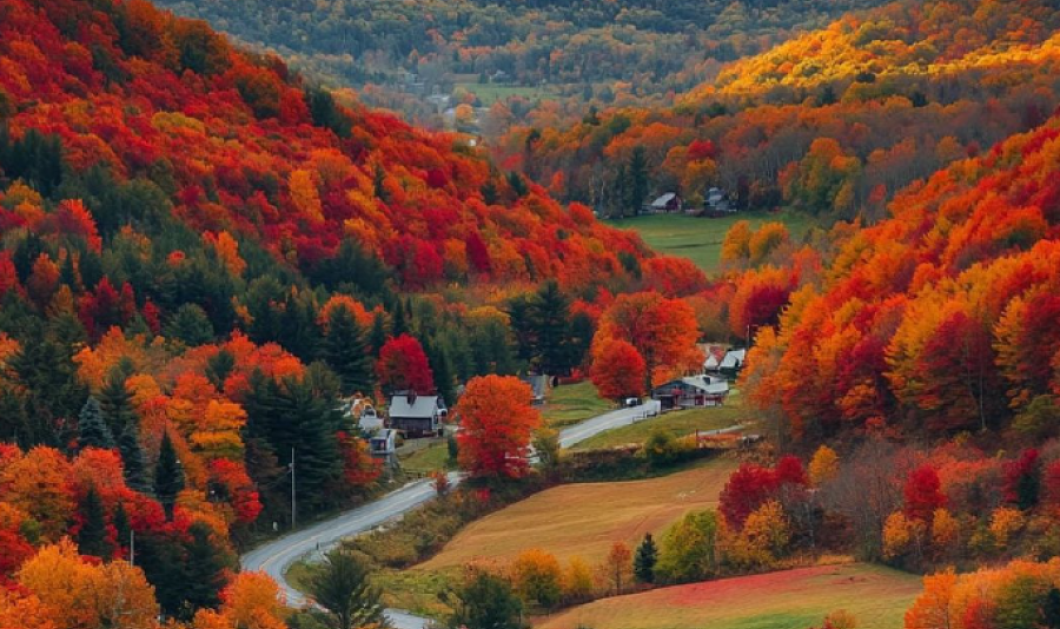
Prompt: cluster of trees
<box><xmin>904</xmin><ymin>561</ymin><xmax>1060</xmax><ymax>629</ymax></box>
<box><xmin>496</xmin><ymin>0</ymin><xmax>1060</xmax><ymax>219</ymax></box>
<box><xmin>741</xmin><ymin>108</ymin><xmax>1060</xmax><ymax>444</ymax></box>
<box><xmin>0</xmin><ymin>0</ymin><xmax>715</xmax><ymax>625</ymax></box>
<box><xmin>0</xmin><ymin>539</ymin><xmax>289</xmax><ymax>629</ymax></box>
<box><xmin>154</xmin><ymin>0</ymin><xmax>891</xmax><ymax>127</ymax></box>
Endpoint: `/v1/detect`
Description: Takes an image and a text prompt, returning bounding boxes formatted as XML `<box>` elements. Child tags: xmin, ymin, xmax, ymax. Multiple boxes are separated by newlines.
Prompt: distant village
<box><xmin>346</xmin><ymin>345</ymin><xmax>747</xmax><ymax>460</ymax></box>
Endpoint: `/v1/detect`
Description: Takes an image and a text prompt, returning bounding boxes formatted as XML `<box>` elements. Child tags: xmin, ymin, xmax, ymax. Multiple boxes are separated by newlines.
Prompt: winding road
<box><xmin>241</xmin><ymin>398</ymin><xmax>740</xmax><ymax>628</ymax></box>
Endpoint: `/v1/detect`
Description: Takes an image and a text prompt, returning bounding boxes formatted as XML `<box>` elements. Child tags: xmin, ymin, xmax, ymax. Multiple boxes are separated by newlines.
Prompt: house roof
<box><xmin>389</xmin><ymin>395</ymin><xmax>441</xmax><ymax>419</ymax></box>
<box><xmin>720</xmin><ymin>349</ymin><xmax>746</xmax><ymax>369</ymax></box>
<box><xmin>655</xmin><ymin>375</ymin><xmax>730</xmax><ymax>396</ymax></box>
<box><xmin>650</xmin><ymin>193</ymin><xmax>678</xmax><ymax>208</ymax></box>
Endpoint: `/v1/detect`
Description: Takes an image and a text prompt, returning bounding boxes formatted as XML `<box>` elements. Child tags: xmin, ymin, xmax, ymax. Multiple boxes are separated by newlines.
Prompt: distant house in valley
<box><xmin>643</xmin><ymin>192</ymin><xmax>682</xmax><ymax>214</ymax></box>
<box><xmin>651</xmin><ymin>374</ymin><xmax>730</xmax><ymax>410</ymax></box>
<box><xmin>388</xmin><ymin>392</ymin><xmax>447</xmax><ymax>436</ymax></box>
<box><xmin>703</xmin><ymin>187</ymin><xmax>735</xmax><ymax>216</ymax></box>
<box><xmin>338</xmin><ymin>396</ymin><xmax>384</xmax><ymax>434</ymax></box>
<box><xmin>520</xmin><ymin>374</ymin><xmax>549</xmax><ymax>405</ymax></box>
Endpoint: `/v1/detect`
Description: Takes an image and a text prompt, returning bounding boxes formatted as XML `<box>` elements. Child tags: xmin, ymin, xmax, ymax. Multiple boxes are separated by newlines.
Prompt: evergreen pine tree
<box><xmin>77</xmin><ymin>486</ymin><xmax>111</xmax><ymax>558</ymax></box>
<box><xmin>181</xmin><ymin>522</ymin><xmax>230</xmax><ymax>614</ymax></box>
<box><xmin>391</xmin><ymin>299</ymin><xmax>407</xmax><ymax>337</ymax></box>
<box><xmin>423</xmin><ymin>337</ymin><xmax>456</xmax><ymax>407</ymax></box>
<box><xmin>323</xmin><ymin>305</ymin><xmax>374</xmax><ymax>396</ymax></box>
<box><xmin>306</xmin><ymin>549</ymin><xmax>387</xmax><ymax>629</ymax></box>
<box><xmin>113</xmin><ymin>501</ymin><xmax>131</xmax><ymax>559</ymax></box>
<box><xmin>155</xmin><ymin>431</ymin><xmax>185</xmax><ymax>521</ymax></box>
<box><xmin>206</xmin><ymin>349</ymin><xmax>236</xmax><ymax>389</ymax></box>
<box><xmin>634</xmin><ymin>533</ymin><xmax>658</xmax><ymax>584</ymax></box>
<box><xmin>243</xmin><ymin>374</ymin><xmax>341</xmax><ymax>513</ymax></box>
<box><xmin>369</xmin><ymin>310</ymin><xmax>388</xmax><ymax>358</ymax></box>
<box><xmin>119</xmin><ymin>423</ymin><xmax>150</xmax><ymax>493</ymax></box>
<box><xmin>627</xmin><ymin>146</ymin><xmax>650</xmax><ymax>216</ymax></box>
<box><xmin>529</xmin><ymin>280</ymin><xmax>572</xmax><ymax>375</ymax></box>
<box><xmin>1044</xmin><ymin>587</ymin><xmax>1060</xmax><ymax>629</ymax></box>
<box><xmin>100</xmin><ymin>366</ymin><xmax>136</xmax><ymax>436</ymax></box>
<box><xmin>78</xmin><ymin>396</ymin><xmax>115</xmax><ymax>450</ymax></box>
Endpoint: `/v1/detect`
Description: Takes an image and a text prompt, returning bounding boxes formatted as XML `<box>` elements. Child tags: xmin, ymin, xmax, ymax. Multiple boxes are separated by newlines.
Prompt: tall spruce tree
<box><xmin>118</xmin><ymin>423</ymin><xmax>149</xmax><ymax>493</ymax></box>
<box><xmin>391</xmin><ymin>299</ymin><xmax>407</xmax><ymax>337</ymax></box>
<box><xmin>634</xmin><ymin>533</ymin><xmax>658</xmax><ymax>584</ymax></box>
<box><xmin>181</xmin><ymin>522</ymin><xmax>230</xmax><ymax>614</ymax></box>
<box><xmin>305</xmin><ymin>549</ymin><xmax>387</xmax><ymax>629</ymax></box>
<box><xmin>78</xmin><ymin>397</ymin><xmax>115</xmax><ymax>450</ymax></box>
<box><xmin>243</xmin><ymin>371</ymin><xmax>341</xmax><ymax>513</ymax></box>
<box><xmin>100</xmin><ymin>367</ymin><xmax>137</xmax><ymax>436</ymax></box>
<box><xmin>323</xmin><ymin>305</ymin><xmax>374</xmax><ymax>396</ymax></box>
<box><xmin>369</xmin><ymin>311</ymin><xmax>388</xmax><ymax>358</ymax></box>
<box><xmin>113</xmin><ymin>501</ymin><xmax>131</xmax><ymax>558</ymax></box>
<box><xmin>627</xmin><ymin>146</ymin><xmax>649</xmax><ymax>216</ymax></box>
<box><xmin>529</xmin><ymin>280</ymin><xmax>572</xmax><ymax>375</ymax></box>
<box><xmin>423</xmin><ymin>337</ymin><xmax>456</xmax><ymax>407</ymax></box>
<box><xmin>155</xmin><ymin>431</ymin><xmax>185</xmax><ymax>521</ymax></box>
<box><xmin>77</xmin><ymin>486</ymin><xmax>111</xmax><ymax>558</ymax></box>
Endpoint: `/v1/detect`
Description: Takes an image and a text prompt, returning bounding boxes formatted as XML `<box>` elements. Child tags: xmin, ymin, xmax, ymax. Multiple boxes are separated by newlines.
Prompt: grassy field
<box><xmin>398</xmin><ymin>439</ymin><xmax>452</xmax><ymax>474</ymax></box>
<box><xmin>571</xmin><ymin>402</ymin><xmax>747</xmax><ymax>451</ymax></box>
<box><xmin>542</xmin><ymin>381</ymin><xmax>613</xmax><ymax>429</ymax></box>
<box><xmin>608</xmin><ymin>211</ymin><xmax>813</xmax><ymax>274</ymax></box>
<box><xmin>536</xmin><ymin>563</ymin><xmax>921</xmax><ymax>629</ymax></box>
<box><xmin>417</xmin><ymin>458</ymin><xmax>736</xmax><ymax>570</ymax></box>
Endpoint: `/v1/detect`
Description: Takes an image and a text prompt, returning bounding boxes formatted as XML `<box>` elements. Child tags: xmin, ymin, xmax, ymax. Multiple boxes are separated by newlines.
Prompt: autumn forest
<box><xmin>3</xmin><ymin>0</ymin><xmax>1060</xmax><ymax>628</ymax></box>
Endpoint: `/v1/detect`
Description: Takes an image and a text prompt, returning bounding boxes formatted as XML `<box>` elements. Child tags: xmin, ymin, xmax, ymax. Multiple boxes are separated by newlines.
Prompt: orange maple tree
<box><xmin>456</xmin><ymin>375</ymin><xmax>541</xmax><ymax>479</ymax></box>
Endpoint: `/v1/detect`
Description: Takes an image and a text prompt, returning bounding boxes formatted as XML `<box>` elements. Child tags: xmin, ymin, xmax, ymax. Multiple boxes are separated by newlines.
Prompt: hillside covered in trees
<box><xmin>0</xmin><ymin>0</ymin><xmax>714</xmax><ymax>625</ymax></box>
<box><xmin>496</xmin><ymin>0</ymin><xmax>1060</xmax><ymax>221</ymax></box>
<box><xmin>152</xmin><ymin>0</ymin><xmax>893</xmax><ymax>125</ymax></box>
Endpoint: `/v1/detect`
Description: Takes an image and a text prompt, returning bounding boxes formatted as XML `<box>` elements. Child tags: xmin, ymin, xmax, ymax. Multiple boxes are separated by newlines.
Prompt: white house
<box><xmin>388</xmin><ymin>392</ymin><xmax>447</xmax><ymax>436</ymax></box>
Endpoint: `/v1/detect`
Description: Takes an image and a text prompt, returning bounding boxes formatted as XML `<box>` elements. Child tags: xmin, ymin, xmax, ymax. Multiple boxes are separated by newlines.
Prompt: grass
<box><xmin>571</xmin><ymin>404</ymin><xmax>746</xmax><ymax>451</ymax></box>
<box><xmin>399</xmin><ymin>439</ymin><xmax>452</xmax><ymax>474</ymax></box>
<box><xmin>542</xmin><ymin>381</ymin><xmax>613</xmax><ymax>429</ymax></box>
<box><xmin>536</xmin><ymin>563</ymin><xmax>922</xmax><ymax>629</ymax></box>
<box><xmin>417</xmin><ymin>458</ymin><xmax>737</xmax><ymax>570</ymax></box>
<box><xmin>607</xmin><ymin>211</ymin><xmax>814</xmax><ymax>274</ymax></box>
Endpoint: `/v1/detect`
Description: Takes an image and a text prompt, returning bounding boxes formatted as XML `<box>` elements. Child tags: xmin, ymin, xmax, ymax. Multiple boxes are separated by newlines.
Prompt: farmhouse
<box><xmin>643</xmin><ymin>192</ymin><xmax>682</xmax><ymax>214</ymax></box>
<box><xmin>652</xmin><ymin>374</ymin><xmax>730</xmax><ymax>410</ymax></box>
<box><xmin>388</xmin><ymin>392</ymin><xmax>447</xmax><ymax>436</ymax></box>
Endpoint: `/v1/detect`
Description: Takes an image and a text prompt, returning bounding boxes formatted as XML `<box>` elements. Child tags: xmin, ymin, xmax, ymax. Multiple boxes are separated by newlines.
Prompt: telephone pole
<box><xmin>290</xmin><ymin>448</ymin><xmax>296</xmax><ymax>530</ymax></box>
<box><xmin>129</xmin><ymin>529</ymin><xmax>135</xmax><ymax>567</ymax></box>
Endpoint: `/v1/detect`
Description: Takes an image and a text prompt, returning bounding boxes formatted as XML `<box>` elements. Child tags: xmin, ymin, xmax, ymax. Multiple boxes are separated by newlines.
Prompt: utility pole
<box><xmin>290</xmin><ymin>448</ymin><xmax>296</xmax><ymax>530</ymax></box>
<box><xmin>129</xmin><ymin>529</ymin><xmax>135</xmax><ymax>567</ymax></box>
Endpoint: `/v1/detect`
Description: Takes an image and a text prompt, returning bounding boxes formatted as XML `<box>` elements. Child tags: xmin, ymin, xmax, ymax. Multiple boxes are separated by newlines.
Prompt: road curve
<box><xmin>240</xmin><ymin>471</ymin><xmax>462</xmax><ymax>616</ymax></box>
<box><xmin>241</xmin><ymin>403</ymin><xmax>742</xmax><ymax>628</ymax></box>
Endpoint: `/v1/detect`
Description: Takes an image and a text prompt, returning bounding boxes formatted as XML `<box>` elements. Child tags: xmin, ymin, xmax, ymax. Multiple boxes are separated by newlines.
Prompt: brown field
<box><xmin>535</xmin><ymin>563</ymin><xmax>921</xmax><ymax>629</ymax></box>
<box><xmin>417</xmin><ymin>458</ymin><xmax>736</xmax><ymax>570</ymax></box>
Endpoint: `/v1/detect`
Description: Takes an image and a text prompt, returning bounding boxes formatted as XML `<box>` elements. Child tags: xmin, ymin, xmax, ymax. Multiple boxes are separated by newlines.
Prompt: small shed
<box><xmin>520</xmin><ymin>374</ymin><xmax>549</xmax><ymax>405</ymax></box>
<box><xmin>389</xmin><ymin>392</ymin><xmax>447</xmax><ymax>437</ymax></box>
<box><xmin>369</xmin><ymin>429</ymin><xmax>397</xmax><ymax>456</ymax></box>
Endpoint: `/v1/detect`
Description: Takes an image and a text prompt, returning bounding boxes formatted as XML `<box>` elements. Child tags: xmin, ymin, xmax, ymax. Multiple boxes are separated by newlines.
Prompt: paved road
<box><xmin>558</xmin><ymin>399</ymin><xmax>662</xmax><ymax>448</ymax></box>
<box><xmin>241</xmin><ymin>400</ymin><xmax>739</xmax><ymax>629</ymax></box>
<box><xmin>241</xmin><ymin>471</ymin><xmax>462</xmax><ymax>621</ymax></box>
